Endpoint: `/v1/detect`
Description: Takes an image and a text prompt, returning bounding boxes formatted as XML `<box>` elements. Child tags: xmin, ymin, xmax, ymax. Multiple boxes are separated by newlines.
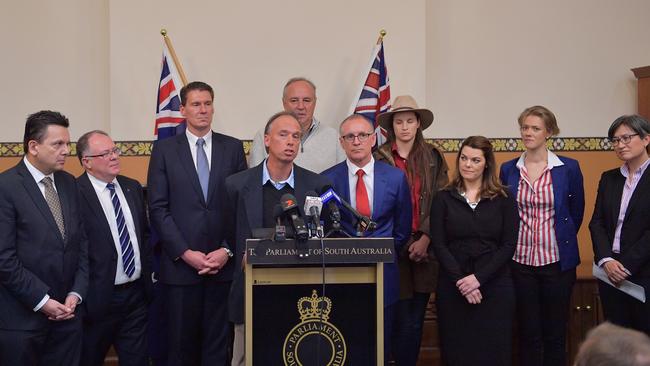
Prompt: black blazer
<box><xmin>224</xmin><ymin>162</ymin><xmax>331</xmax><ymax>324</ymax></box>
<box><xmin>589</xmin><ymin>167</ymin><xmax>650</xmax><ymax>278</ymax></box>
<box><xmin>430</xmin><ymin>189</ymin><xmax>519</xmax><ymax>285</ymax></box>
<box><xmin>0</xmin><ymin>160</ymin><xmax>89</xmax><ymax>330</ymax></box>
<box><xmin>77</xmin><ymin>173</ymin><xmax>153</xmax><ymax>320</ymax></box>
<box><xmin>147</xmin><ymin>131</ymin><xmax>247</xmax><ymax>285</ymax></box>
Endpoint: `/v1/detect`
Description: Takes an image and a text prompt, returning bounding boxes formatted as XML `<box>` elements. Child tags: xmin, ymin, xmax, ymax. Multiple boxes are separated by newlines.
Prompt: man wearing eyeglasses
<box><xmin>75</xmin><ymin>130</ymin><xmax>152</xmax><ymax>366</ymax></box>
<box><xmin>321</xmin><ymin>114</ymin><xmax>412</xmax><ymax>364</ymax></box>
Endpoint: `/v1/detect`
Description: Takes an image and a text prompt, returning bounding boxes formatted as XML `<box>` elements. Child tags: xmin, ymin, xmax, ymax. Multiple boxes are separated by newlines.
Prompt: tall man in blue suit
<box><xmin>147</xmin><ymin>81</ymin><xmax>248</xmax><ymax>365</ymax></box>
<box><xmin>0</xmin><ymin>110</ymin><xmax>89</xmax><ymax>365</ymax></box>
<box><xmin>321</xmin><ymin>114</ymin><xmax>412</xmax><ymax>364</ymax></box>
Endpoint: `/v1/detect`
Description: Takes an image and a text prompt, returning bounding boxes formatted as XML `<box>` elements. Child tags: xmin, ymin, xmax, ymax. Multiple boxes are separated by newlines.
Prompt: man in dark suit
<box><xmin>76</xmin><ymin>130</ymin><xmax>152</xmax><ymax>366</ymax></box>
<box><xmin>225</xmin><ymin>111</ymin><xmax>331</xmax><ymax>366</ymax></box>
<box><xmin>321</xmin><ymin>114</ymin><xmax>412</xmax><ymax>364</ymax></box>
<box><xmin>0</xmin><ymin>110</ymin><xmax>89</xmax><ymax>365</ymax></box>
<box><xmin>147</xmin><ymin>81</ymin><xmax>247</xmax><ymax>365</ymax></box>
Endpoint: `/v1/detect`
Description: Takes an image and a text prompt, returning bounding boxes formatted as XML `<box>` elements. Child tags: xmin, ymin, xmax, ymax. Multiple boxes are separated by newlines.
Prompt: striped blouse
<box><xmin>513</xmin><ymin>151</ymin><xmax>564</xmax><ymax>266</ymax></box>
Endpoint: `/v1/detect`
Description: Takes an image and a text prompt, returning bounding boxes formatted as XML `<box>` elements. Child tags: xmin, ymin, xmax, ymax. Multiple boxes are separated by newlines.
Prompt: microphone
<box><xmin>273</xmin><ymin>204</ymin><xmax>286</xmax><ymax>242</ymax></box>
<box><xmin>280</xmin><ymin>193</ymin><xmax>309</xmax><ymax>241</ymax></box>
<box><xmin>320</xmin><ymin>186</ymin><xmax>377</xmax><ymax>235</ymax></box>
<box><xmin>304</xmin><ymin>191</ymin><xmax>323</xmax><ymax>238</ymax></box>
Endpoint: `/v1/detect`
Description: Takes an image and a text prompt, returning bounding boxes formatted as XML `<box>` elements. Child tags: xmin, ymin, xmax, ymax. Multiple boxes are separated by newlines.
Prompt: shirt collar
<box><xmin>23</xmin><ymin>157</ymin><xmax>53</xmax><ymax>184</ymax></box>
<box><xmin>621</xmin><ymin>157</ymin><xmax>650</xmax><ymax>178</ymax></box>
<box><xmin>185</xmin><ymin>128</ymin><xmax>212</xmax><ymax>147</ymax></box>
<box><xmin>262</xmin><ymin>159</ymin><xmax>295</xmax><ymax>189</ymax></box>
<box><xmin>87</xmin><ymin>172</ymin><xmax>117</xmax><ymax>192</ymax></box>
<box><xmin>346</xmin><ymin>156</ymin><xmax>375</xmax><ymax>177</ymax></box>
<box><xmin>516</xmin><ymin>149</ymin><xmax>564</xmax><ymax>170</ymax></box>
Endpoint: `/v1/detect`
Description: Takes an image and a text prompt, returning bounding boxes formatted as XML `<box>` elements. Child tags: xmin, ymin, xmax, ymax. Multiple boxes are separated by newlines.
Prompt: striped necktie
<box><xmin>106</xmin><ymin>183</ymin><xmax>135</xmax><ymax>278</ymax></box>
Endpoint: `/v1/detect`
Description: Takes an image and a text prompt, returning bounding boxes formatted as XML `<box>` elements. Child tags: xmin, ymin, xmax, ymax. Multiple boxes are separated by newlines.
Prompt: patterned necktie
<box><xmin>107</xmin><ymin>183</ymin><xmax>135</xmax><ymax>278</ymax></box>
<box><xmin>196</xmin><ymin>138</ymin><xmax>210</xmax><ymax>201</ymax></box>
<box><xmin>355</xmin><ymin>169</ymin><xmax>371</xmax><ymax>217</ymax></box>
<box><xmin>41</xmin><ymin>177</ymin><xmax>66</xmax><ymax>240</ymax></box>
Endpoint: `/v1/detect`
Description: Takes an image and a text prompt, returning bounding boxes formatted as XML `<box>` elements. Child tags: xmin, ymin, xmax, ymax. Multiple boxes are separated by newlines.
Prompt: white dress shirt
<box><xmin>88</xmin><ymin>173</ymin><xmax>142</xmax><ymax>284</ymax></box>
<box><xmin>185</xmin><ymin>129</ymin><xmax>212</xmax><ymax>170</ymax></box>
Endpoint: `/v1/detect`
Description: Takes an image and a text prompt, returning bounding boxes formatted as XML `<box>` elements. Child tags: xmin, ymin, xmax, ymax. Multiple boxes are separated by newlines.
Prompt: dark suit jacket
<box><xmin>430</xmin><ymin>189</ymin><xmax>519</xmax><ymax>285</ymax></box>
<box><xmin>590</xmin><ymin>166</ymin><xmax>650</xmax><ymax>278</ymax></box>
<box><xmin>77</xmin><ymin>172</ymin><xmax>153</xmax><ymax>320</ymax></box>
<box><xmin>224</xmin><ymin>162</ymin><xmax>331</xmax><ymax>324</ymax></box>
<box><xmin>500</xmin><ymin>155</ymin><xmax>585</xmax><ymax>270</ymax></box>
<box><xmin>147</xmin><ymin>131</ymin><xmax>247</xmax><ymax>285</ymax></box>
<box><xmin>0</xmin><ymin>160</ymin><xmax>89</xmax><ymax>330</ymax></box>
<box><xmin>321</xmin><ymin>160</ymin><xmax>412</xmax><ymax>306</ymax></box>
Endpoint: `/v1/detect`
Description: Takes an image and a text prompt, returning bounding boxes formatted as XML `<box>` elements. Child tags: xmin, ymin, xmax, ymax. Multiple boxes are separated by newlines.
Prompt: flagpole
<box><xmin>376</xmin><ymin>29</ymin><xmax>387</xmax><ymax>45</ymax></box>
<box><xmin>348</xmin><ymin>29</ymin><xmax>387</xmax><ymax>115</ymax></box>
<box><xmin>160</xmin><ymin>29</ymin><xmax>188</xmax><ymax>86</ymax></box>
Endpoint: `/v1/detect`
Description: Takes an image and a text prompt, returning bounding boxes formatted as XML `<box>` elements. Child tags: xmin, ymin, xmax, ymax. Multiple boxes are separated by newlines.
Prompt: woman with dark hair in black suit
<box><xmin>431</xmin><ymin>136</ymin><xmax>519</xmax><ymax>366</ymax></box>
<box><xmin>590</xmin><ymin>114</ymin><xmax>650</xmax><ymax>334</ymax></box>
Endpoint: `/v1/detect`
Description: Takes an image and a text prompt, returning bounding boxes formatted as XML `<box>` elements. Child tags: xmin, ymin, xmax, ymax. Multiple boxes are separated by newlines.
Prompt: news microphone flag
<box><xmin>351</xmin><ymin>35</ymin><xmax>391</xmax><ymax>146</ymax></box>
<box><xmin>154</xmin><ymin>41</ymin><xmax>186</xmax><ymax>140</ymax></box>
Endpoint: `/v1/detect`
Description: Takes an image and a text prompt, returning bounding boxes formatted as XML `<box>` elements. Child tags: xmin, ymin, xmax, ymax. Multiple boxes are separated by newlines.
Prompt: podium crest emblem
<box><xmin>283</xmin><ymin>290</ymin><xmax>347</xmax><ymax>365</ymax></box>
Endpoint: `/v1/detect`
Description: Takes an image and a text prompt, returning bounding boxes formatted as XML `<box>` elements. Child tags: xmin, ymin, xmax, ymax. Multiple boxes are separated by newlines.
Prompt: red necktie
<box><xmin>355</xmin><ymin>169</ymin><xmax>371</xmax><ymax>217</ymax></box>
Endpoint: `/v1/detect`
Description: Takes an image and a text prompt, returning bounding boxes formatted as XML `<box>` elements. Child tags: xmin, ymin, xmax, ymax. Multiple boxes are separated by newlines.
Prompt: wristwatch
<box><xmin>222</xmin><ymin>247</ymin><xmax>234</xmax><ymax>258</ymax></box>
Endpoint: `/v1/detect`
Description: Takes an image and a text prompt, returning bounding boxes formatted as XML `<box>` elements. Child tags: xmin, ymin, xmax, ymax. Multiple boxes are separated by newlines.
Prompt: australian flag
<box><xmin>154</xmin><ymin>42</ymin><xmax>185</xmax><ymax>140</ymax></box>
<box><xmin>353</xmin><ymin>39</ymin><xmax>391</xmax><ymax>145</ymax></box>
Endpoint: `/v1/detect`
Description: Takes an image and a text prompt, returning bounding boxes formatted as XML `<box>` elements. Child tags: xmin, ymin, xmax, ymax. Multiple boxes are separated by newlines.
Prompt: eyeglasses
<box><xmin>609</xmin><ymin>134</ymin><xmax>639</xmax><ymax>146</ymax></box>
<box><xmin>341</xmin><ymin>132</ymin><xmax>374</xmax><ymax>143</ymax></box>
<box><xmin>84</xmin><ymin>147</ymin><xmax>121</xmax><ymax>159</ymax></box>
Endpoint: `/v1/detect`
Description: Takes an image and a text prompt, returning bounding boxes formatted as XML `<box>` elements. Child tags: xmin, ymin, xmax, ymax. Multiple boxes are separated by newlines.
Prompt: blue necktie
<box><xmin>107</xmin><ymin>183</ymin><xmax>135</xmax><ymax>278</ymax></box>
<box><xmin>196</xmin><ymin>137</ymin><xmax>210</xmax><ymax>201</ymax></box>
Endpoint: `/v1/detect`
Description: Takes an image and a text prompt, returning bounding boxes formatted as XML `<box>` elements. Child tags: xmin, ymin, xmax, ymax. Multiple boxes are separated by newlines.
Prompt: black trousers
<box><xmin>599</xmin><ymin>276</ymin><xmax>650</xmax><ymax>335</ymax></box>
<box><xmin>511</xmin><ymin>261</ymin><xmax>575</xmax><ymax>366</ymax></box>
<box><xmin>0</xmin><ymin>313</ymin><xmax>82</xmax><ymax>366</ymax></box>
<box><xmin>81</xmin><ymin>280</ymin><xmax>149</xmax><ymax>366</ymax></box>
<box><xmin>164</xmin><ymin>280</ymin><xmax>232</xmax><ymax>366</ymax></box>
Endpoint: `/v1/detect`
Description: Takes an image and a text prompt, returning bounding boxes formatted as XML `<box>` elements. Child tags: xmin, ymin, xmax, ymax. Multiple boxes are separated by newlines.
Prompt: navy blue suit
<box><xmin>0</xmin><ymin>160</ymin><xmax>89</xmax><ymax>365</ymax></box>
<box><xmin>77</xmin><ymin>173</ymin><xmax>152</xmax><ymax>366</ymax></box>
<box><xmin>147</xmin><ymin>131</ymin><xmax>247</xmax><ymax>366</ymax></box>
<box><xmin>321</xmin><ymin>160</ymin><xmax>412</xmax><ymax>307</ymax></box>
<box><xmin>500</xmin><ymin>156</ymin><xmax>585</xmax><ymax>270</ymax></box>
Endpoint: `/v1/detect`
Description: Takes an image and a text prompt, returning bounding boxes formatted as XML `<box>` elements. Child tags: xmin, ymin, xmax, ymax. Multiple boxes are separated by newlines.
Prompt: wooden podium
<box><xmin>632</xmin><ymin>65</ymin><xmax>650</xmax><ymax>119</ymax></box>
<box><xmin>244</xmin><ymin>237</ymin><xmax>394</xmax><ymax>366</ymax></box>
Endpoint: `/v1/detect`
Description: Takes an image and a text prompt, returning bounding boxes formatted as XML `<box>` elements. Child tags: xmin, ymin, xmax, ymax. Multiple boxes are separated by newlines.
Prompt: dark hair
<box><xmin>385</xmin><ymin>113</ymin><xmax>435</xmax><ymax>192</ymax></box>
<box><xmin>76</xmin><ymin>130</ymin><xmax>109</xmax><ymax>164</ymax></box>
<box><xmin>264</xmin><ymin>111</ymin><xmax>300</xmax><ymax>135</ymax></box>
<box><xmin>180</xmin><ymin>81</ymin><xmax>214</xmax><ymax>106</ymax></box>
<box><xmin>23</xmin><ymin>110</ymin><xmax>70</xmax><ymax>153</ymax></box>
<box><xmin>518</xmin><ymin>105</ymin><xmax>560</xmax><ymax>136</ymax></box>
<box><xmin>447</xmin><ymin>136</ymin><xmax>508</xmax><ymax>199</ymax></box>
<box><xmin>608</xmin><ymin>115</ymin><xmax>650</xmax><ymax>153</ymax></box>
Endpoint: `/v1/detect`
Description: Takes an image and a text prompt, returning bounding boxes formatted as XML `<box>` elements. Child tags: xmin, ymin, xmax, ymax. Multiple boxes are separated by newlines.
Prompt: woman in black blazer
<box><xmin>589</xmin><ymin>114</ymin><xmax>650</xmax><ymax>334</ymax></box>
<box><xmin>431</xmin><ymin>136</ymin><xmax>519</xmax><ymax>366</ymax></box>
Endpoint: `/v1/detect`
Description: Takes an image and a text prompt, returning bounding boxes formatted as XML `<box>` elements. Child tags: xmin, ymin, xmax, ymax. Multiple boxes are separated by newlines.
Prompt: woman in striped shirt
<box><xmin>499</xmin><ymin>105</ymin><xmax>585</xmax><ymax>366</ymax></box>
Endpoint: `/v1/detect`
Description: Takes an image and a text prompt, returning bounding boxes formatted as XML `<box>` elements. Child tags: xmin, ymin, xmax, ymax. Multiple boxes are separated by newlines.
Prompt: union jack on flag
<box><xmin>352</xmin><ymin>39</ymin><xmax>391</xmax><ymax>145</ymax></box>
<box><xmin>154</xmin><ymin>42</ymin><xmax>185</xmax><ymax>140</ymax></box>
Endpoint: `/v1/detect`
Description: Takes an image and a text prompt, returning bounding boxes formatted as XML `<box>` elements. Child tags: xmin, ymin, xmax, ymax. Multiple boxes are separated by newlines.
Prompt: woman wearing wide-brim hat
<box><xmin>374</xmin><ymin>95</ymin><xmax>448</xmax><ymax>365</ymax></box>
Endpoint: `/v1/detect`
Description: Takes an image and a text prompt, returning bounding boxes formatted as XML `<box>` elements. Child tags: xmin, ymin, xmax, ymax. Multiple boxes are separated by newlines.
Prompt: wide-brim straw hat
<box><xmin>377</xmin><ymin>95</ymin><xmax>434</xmax><ymax>131</ymax></box>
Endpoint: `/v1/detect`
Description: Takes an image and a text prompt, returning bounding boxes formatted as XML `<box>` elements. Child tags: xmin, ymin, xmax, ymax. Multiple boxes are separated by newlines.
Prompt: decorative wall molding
<box><xmin>0</xmin><ymin>137</ymin><xmax>613</xmax><ymax>158</ymax></box>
